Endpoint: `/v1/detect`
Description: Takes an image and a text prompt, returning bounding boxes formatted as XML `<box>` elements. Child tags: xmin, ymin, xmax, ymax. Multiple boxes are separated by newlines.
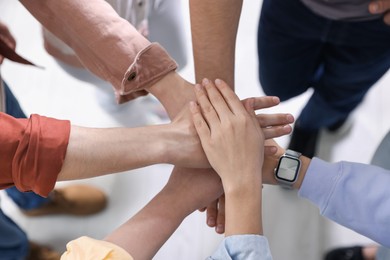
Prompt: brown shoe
<box><xmin>22</xmin><ymin>185</ymin><xmax>107</xmax><ymax>216</ymax></box>
<box><xmin>27</xmin><ymin>241</ymin><xmax>61</xmax><ymax>260</ymax></box>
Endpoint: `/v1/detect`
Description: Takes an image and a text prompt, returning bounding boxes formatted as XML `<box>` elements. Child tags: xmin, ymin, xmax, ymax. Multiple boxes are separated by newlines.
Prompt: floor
<box><xmin>1</xmin><ymin>1</ymin><xmax>389</xmax><ymax>259</ymax></box>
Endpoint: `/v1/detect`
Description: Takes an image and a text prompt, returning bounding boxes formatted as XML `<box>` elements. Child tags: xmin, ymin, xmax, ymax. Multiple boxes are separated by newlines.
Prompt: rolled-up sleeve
<box><xmin>0</xmin><ymin>113</ymin><xmax>70</xmax><ymax>197</ymax></box>
<box><xmin>20</xmin><ymin>0</ymin><xmax>177</xmax><ymax>103</ymax></box>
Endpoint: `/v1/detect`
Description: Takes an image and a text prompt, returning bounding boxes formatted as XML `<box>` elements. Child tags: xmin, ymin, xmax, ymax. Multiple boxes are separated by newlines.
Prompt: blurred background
<box><xmin>1</xmin><ymin>1</ymin><xmax>389</xmax><ymax>259</ymax></box>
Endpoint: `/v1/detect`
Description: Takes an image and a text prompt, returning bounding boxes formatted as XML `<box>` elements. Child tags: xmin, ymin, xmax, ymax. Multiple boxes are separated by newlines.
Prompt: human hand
<box><xmin>190</xmin><ymin>78</ymin><xmax>264</xmax><ymax>189</ymax></box>
<box><xmin>201</xmin><ymin>138</ymin><xmax>285</xmax><ymax>233</ymax></box>
<box><xmin>162</xmin><ymin>167</ymin><xmax>223</xmax><ymax>215</ymax></box>
<box><xmin>0</xmin><ymin>21</ymin><xmax>16</xmax><ymax>64</ymax></box>
<box><xmin>369</xmin><ymin>0</ymin><xmax>390</xmax><ymax>25</ymax></box>
<box><xmin>167</xmin><ymin>95</ymin><xmax>293</xmax><ymax>169</ymax></box>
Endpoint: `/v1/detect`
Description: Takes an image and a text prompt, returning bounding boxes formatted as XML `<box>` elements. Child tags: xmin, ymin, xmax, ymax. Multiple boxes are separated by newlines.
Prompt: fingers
<box><xmin>242</xmin><ymin>96</ymin><xmax>280</xmax><ymax>111</ymax></box>
<box><xmin>369</xmin><ymin>0</ymin><xmax>390</xmax><ymax>14</ymax></box>
<box><xmin>201</xmin><ymin>78</ymin><xmax>232</xmax><ymax>119</ymax></box>
<box><xmin>206</xmin><ymin>200</ymin><xmax>218</xmax><ymax>228</ymax></box>
<box><xmin>264</xmin><ymin>145</ymin><xmax>278</xmax><ymax>155</ymax></box>
<box><xmin>262</xmin><ymin>124</ymin><xmax>292</xmax><ymax>139</ymax></box>
<box><xmin>369</xmin><ymin>1</ymin><xmax>390</xmax><ymax>25</ymax></box>
<box><xmin>190</xmin><ymin>100</ymin><xmax>211</xmax><ymax>141</ymax></box>
<box><xmin>215</xmin><ymin>195</ymin><xmax>225</xmax><ymax>234</ymax></box>
<box><xmin>212</xmin><ymin>79</ymin><xmax>247</xmax><ymax>116</ymax></box>
<box><xmin>205</xmin><ymin>196</ymin><xmax>226</xmax><ymax>235</ymax></box>
<box><xmin>256</xmin><ymin>113</ymin><xmax>294</xmax><ymax>128</ymax></box>
<box><xmin>193</xmin><ymin>83</ymin><xmax>221</xmax><ymax>127</ymax></box>
<box><xmin>385</xmin><ymin>12</ymin><xmax>390</xmax><ymax>25</ymax></box>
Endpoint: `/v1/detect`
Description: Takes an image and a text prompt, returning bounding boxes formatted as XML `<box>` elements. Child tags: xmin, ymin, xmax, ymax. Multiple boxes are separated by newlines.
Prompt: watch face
<box><xmin>275</xmin><ymin>156</ymin><xmax>301</xmax><ymax>182</ymax></box>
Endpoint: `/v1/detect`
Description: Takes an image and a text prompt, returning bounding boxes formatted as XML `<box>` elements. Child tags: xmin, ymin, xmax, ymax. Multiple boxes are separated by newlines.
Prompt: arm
<box><xmin>0</xmin><ymin>98</ymin><xmax>291</xmax><ymax>197</ymax></box>
<box><xmin>189</xmin><ymin>0</ymin><xmax>243</xmax><ymax>87</ymax></box>
<box><xmin>298</xmin><ymin>158</ymin><xmax>390</xmax><ymax>247</ymax></box>
<box><xmin>104</xmin><ymin>167</ymin><xmax>223</xmax><ymax>260</ymax></box>
<box><xmin>262</xmin><ymin>140</ymin><xmax>390</xmax><ymax>247</ymax></box>
<box><xmin>19</xmin><ymin>0</ymin><xmax>179</xmax><ymax>104</ymax></box>
<box><xmin>191</xmin><ymin>79</ymin><xmax>272</xmax><ymax>259</ymax></box>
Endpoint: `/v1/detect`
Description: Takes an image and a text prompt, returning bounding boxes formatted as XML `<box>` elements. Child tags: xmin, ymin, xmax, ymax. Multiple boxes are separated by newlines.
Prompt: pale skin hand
<box><xmin>369</xmin><ymin>0</ymin><xmax>390</xmax><ymax>25</ymax></box>
<box><xmin>191</xmin><ymin>78</ymin><xmax>264</xmax><ymax>236</ymax></box>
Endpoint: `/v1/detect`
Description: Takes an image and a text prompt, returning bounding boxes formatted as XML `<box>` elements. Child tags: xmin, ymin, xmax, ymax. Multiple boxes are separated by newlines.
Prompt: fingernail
<box><xmin>284</xmin><ymin>124</ymin><xmax>292</xmax><ymax>133</ymax></box>
<box><xmin>216</xmin><ymin>224</ymin><xmax>224</xmax><ymax>233</ymax></box>
<box><xmin>272</xmin><ymin>96</ymin><xmax>280</xmax><ymax>103</ymax></box>
<box><xmin>194</xmin><ymin>84</ymin><xmax>202</xmax><ymax>91</ymax></box>
<box><xmin>202</xmin><ymin>78</ymin><xmax>209</xmax><ymax>86</ymax></box>
<box><xmin>215</xmin><ymin>79</ymin><xmax>221</xmax><ymax>85</ymax></box>
<box><xmin>207</xmin><ymin>218</ymin><xmax>215</xmax><ymax>227</ymax></box>
<box><xmin>286</xmin><ymin>114</ymin><xmax>294</xmax><ymax>123</ymax></box>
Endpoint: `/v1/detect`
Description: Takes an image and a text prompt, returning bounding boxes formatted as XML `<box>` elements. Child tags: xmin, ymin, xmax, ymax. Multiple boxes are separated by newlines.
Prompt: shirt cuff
<box><xmin>208</xmin><ymin>234</ymin><xmax>272</xmax><ymax>260</ymax></box>
<box><xmin>298</xmin><ymin>157</ymin><xmax>341</xmax><ymax>213</ymax></box>
<box><xmin>118</xmin><ymin>42</ymin><xmax>178</xmax><ymax>104</ymax></box>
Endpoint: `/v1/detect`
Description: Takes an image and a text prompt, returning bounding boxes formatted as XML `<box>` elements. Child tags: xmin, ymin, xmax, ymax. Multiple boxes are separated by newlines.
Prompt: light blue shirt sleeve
<box><xmin>298</xmin><ymin>157</ymin><xmax>390</xmax><ymax>247</ymax></box>
<box><xmin>207</xmin><ymin>234</ymin><xmax>273</xmax><ymax>260</ymax></box>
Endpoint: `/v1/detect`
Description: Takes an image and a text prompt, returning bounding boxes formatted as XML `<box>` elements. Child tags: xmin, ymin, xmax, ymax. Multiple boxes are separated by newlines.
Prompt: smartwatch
<box><xmin>274</xmin><ymin>149</ymin><xmax>302</xmax><ymax>189</ymax></box>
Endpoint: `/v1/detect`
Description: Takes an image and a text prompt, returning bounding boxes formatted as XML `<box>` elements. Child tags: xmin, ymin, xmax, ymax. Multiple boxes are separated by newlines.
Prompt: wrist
<box><xmin>224</xmin><ymin>184</ymin><xmax>263</xmax><ymax>236</ymax></box>
<box><xmin>292</xmin><ymin>155</ymin><xmax>310</xmax><ymax>190</ymax></box>
<box><xmin>146</xmin><ymin>71</ymin><xmax>195</xmax><ymax>118</ymax></box>
<box><xmin>223</xmin><ymin>176</ymin><xmax>262</xmax><ymax>197</ymax></box>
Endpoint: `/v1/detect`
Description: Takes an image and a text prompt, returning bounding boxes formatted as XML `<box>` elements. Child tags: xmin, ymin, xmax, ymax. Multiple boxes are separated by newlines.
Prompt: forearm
<box><xmin>104</xmin><ymin>188</ymin><xmax>190</xmax><ymax>260</ymax></box>
<box><xmin>190</xmin><ymin>0</ymin><xmax>243</xmax><ymax>87</ymax></box>
<box><xmin>224</xmin><ymin>184</ymin><xmax>263</xmax><ymax>237</ymax></box>
<box><xmin>20</xmin><ymin>0</ymin><xmax>176</xmax><ymax>103</ymax></box>
<box><xmin>104</xmin><ymin>167</ymin><xmax>223</xmax><ymax>259</ymax></box>
<box><xmin>57</xmin><ymin>124</ymin><xmax>174</xmax><ymax>181</ymax></box>
<box><xmin>298</xmin><ymin>158</ymin><xmax>390</xmax><ymax>246</ymax></box>
<box><xmin>146</xmin><ymin>72</ymin><xmax>195</xmax><ymax>118</ymax></box>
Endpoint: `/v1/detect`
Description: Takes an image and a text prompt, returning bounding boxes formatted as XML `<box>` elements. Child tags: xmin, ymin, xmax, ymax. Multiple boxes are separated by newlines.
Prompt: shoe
<box><xmin>324</xmin><ymin>246</ymin><xmax>364</xmax><ymax>260</ymax></box>
<box><xmin>22</xmin><ymin>185</ymin><xmax>107</xmax><ymax>217</ymax></box>
<box><xmin>27</xmin><ymin>241</ymin><xmax>61</xmax><ymax>260</ymax></box>
<box><xmin>288</xmin><ymin>124</ymin><xmax>319</xmax><ymax>158</ymax></box>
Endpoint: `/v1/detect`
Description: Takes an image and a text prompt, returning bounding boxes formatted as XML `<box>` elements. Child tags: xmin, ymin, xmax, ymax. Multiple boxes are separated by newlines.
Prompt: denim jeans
<box><xmin>0</xmin><ymin>210</ymin><xmax>28</xmax><ymax>260</ymax></box>
<box><xmin>257</xmin><ymin>0</ymin><xmax>390</xmax><ymax>130</ymax></box>
<box><xmin>0</xmin><ymin>81</ymin><xmax>50</xmax><ymax>259</ymax></box>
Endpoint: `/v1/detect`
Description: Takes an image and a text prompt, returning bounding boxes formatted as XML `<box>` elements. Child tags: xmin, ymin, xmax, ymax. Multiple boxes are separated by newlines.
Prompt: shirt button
<box><xmin>127</xmin><ymin>72</ymin><xmax>137</xmax><ymax>81</ymax></box>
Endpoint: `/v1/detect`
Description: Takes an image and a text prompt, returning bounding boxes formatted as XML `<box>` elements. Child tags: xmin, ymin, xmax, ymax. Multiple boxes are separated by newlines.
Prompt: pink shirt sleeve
<box><xmin>20</xmin><ymin>0</ymin><xmax>177</xmax><ymax>103</ymax></box>
<box><xmin>0</xmin><ymin>113</ymin><xmax>70</xmax><ymax>197</ymax></box>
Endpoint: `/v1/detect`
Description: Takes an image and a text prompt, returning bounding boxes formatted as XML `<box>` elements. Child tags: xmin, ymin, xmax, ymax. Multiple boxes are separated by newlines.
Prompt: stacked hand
<box><xmin>167</xmin><ymin>84</ymin><xmax>293</xmax><ymax>169</ymax></box>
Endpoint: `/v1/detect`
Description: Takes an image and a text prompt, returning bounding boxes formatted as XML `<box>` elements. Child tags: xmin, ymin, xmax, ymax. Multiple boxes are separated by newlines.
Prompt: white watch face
<box><xmin>276</xmin><ymin>156</ymin><xmax>300</xmax><ymax>182</ymax></box>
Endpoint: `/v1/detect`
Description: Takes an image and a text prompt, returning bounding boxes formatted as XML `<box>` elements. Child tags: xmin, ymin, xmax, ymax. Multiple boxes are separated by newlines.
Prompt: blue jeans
<box><xmin>257</xmin><ymin>0</ymin><xmax>390</xmax><ymax>130</ymax></box>
<box><xmin>0</xmin><ymin>81</ymin><xmax>50</xmax><ymax>259</ymax></box>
